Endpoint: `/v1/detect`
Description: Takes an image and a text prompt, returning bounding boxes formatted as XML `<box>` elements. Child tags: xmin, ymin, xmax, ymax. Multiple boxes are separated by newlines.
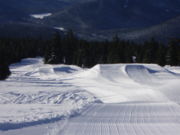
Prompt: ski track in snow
<box><xmin>59</xmin><ymin>103</ymin><xmax>180</xmax><ymax>135</ymax></box>
<box><xmin>1</xmin><ymin>58</ymin><xmax>180</xmax><ymax>135</ymax></box>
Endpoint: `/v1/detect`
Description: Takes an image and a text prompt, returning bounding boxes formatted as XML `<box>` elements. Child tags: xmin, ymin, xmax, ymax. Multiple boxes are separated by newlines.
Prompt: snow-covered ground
<box><xmin>165</xmin><ymin>65</ymin><xmax>180</xmax><ymax>74</ymax></box>
<box><xmin>0</xmin><ymin>58</ymin><xmax>98</xmax><ymax>130</ymax></box>
<box><xmin>0</xmin><ymin>58</ymin><xmax>180</xmax><ymax>135</ymax></box>
<box><xmin>30</xmin><ymin>13</ymin><xmax>52</xmax><ymax>19</ymax></box>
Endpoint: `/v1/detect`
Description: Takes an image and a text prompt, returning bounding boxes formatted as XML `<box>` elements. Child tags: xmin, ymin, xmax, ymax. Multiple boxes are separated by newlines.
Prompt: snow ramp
<box><xmin>73</xmin><ymin>64</ymin><xmax>170</xmax><ymax>103</ymax></box>
<box><xmin>87</xmin><ymin>64</ymin><xmax>128</xmax><ymax>82</ymax></box>
<box><xmin>125</xmin><ymin>64</ymin><xmax>180</xmax><ymax>85</ymax></box>
<box><xmin>79</xmin><ymin>64</ymin><xmax>179</xmax><ymax>84</ymax></box>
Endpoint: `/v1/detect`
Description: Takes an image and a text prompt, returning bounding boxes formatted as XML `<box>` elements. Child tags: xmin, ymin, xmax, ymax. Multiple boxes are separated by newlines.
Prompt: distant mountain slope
<box><xmin>0</xmin><ymin>0</ymin><xmax>86</xmax><ymax>22</ymax></box>
<box><xmin>43</xmin><ymin>0</ymin><xmax>180</xmax><ymax>31</ymax></box>
<box><xmin>61</xmin><ymin>15</ymin><xmax>180</xmax><ymax>42</ymax></box>
<box><xmin>0</xmin><ymin>23</ymin><xmax>58</xmax><ymax>38</ymax></box>
<box><xmin>0</xmin><ymin>0</ymin><xmax>179</xmax><ymax>42</ymax></box>
<box><xmin>119</xmin><ymin>16</ymin><xmax>180</xmax><ymax>42</ymax></box>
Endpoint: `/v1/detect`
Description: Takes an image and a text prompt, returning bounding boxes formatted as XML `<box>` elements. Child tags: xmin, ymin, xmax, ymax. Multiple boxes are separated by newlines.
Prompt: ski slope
<box><xmin>1</xmin><ymin>58</ymin><xmax>180</xmax><ymax>135</ymax></box>
<box><xmin>59</xmin><ymin>103</ymin><xmax>180</xmax><ymax>135</ymax></box>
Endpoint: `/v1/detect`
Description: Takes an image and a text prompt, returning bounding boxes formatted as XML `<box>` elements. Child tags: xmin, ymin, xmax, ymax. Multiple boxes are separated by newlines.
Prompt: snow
<box><xmin>165</xmin><ymin>65</ymin><xmax>180</xmax><ymax>74</ymax></box>
<box><xmin>0</xmin><ymin>58</ymin><xmax>98</xmax><ymax>130</ymax></box>
<box><xmin>0</xmin><ymin>90</ymin><xmax>97</xmax><ymax>124</ymax></box>
<box><xmin>30</xmin><ymin>13</ymin><xmax>52</xmax><ymax>19</ymax></box>
<box><xmin>69</xmin><ymin>64</ymin><xmax>178</xmax><ymax>103</ymax></box>
<box><xmin>58</xmin><ymin>103</ymin><xmax>180</xmax><ymax>135</ymax></box>
<box><xmin>54</xmin><ymin>27</ymin><xmax>66</xmax><ymax>31</ymax></box>
<box><xmin>1</xmin><ymin>58</ymin><xmax>180</xmax><ymax>134</ymax></box>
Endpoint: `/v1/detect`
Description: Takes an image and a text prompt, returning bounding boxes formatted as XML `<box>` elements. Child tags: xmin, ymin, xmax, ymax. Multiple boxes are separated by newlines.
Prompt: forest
<box><xmin>0</xmin><ymin>30</ymin><xmax>180</xmax><ymax>80</ymax></box>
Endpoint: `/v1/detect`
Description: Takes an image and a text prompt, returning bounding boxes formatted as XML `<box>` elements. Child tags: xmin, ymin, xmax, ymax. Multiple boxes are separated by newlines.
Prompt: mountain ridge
<box><xmin>0</xmin><ymin>0</ymin><xmax>179</xmax><ymax>42</ymax></box>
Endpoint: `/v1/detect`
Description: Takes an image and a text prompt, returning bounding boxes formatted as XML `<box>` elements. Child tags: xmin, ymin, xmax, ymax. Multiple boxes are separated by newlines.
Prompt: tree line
<box><xmin>0</xmin><ymin>30</ymin><xmax>180</xmax><ymax>80</ymax></box>
<box><xmin>0</xmin><ymin>37</ymin><xmax>47</xmax><ymax>80</ymax></box>
<box><xmin>44</xmin><ymin>31</ymin><xmax>180</xmax><ymax>67</ymax></box>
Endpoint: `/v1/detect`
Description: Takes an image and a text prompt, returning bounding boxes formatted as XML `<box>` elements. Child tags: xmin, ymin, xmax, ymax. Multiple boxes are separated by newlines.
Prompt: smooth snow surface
<box><xmin>1</xmin><ymin>58</ymin><xmax>180</xmax><ymax>135</ymax></box>
<box><xmin>165</xmin><ymin>66</ymin><xmax>180</xmax><ymax>74</ymax></box>
<box><xmin>30</xmin><ymin>13</ymin><xmax>52</xmax><ymax>19</ymax></box>
<box><xmin>59</xmin><ymin>103</ymin><xmax>180</xmax><ymax>135</ymax></box>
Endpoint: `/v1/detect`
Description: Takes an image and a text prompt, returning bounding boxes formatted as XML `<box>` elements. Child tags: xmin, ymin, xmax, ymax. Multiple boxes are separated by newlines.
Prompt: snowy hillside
<box><xmin>0</xmin><ymin>58</ymin><xmax>180</xmax><ymax>135</ymax></box>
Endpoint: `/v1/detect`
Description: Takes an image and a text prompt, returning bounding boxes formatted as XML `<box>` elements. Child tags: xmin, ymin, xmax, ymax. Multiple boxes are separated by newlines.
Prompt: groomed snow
<box><xmin>1</xmin><ymin>58</ymin><xmax>180</xmax><ymax>135</ymax></box>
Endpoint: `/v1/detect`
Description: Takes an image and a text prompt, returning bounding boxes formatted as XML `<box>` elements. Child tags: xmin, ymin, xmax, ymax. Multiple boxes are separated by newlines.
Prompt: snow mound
<box><xmin>165</xmin><ymin>66</ymin><xmax>180</xmax><ymax>74</ymax></box>
<box><xmin>9</xmin><ymin>58</ymin><xmax>82</xmax><ymax>80</ymax></box>
<box><xmin>125</xmin><ymin>64</ymin><xmax>179</xmax><ymax>84</ymax></box>
<box><xmin>69</xmin><ymin>63</ymin><xmax>180</xmax><ymax>103</ymax></box>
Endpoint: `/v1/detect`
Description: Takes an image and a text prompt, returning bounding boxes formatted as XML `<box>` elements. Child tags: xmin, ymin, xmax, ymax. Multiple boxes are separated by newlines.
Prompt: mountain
<box><xmin>119</xmin><ymin>16</ymin><xmax>180</xmax><ymax>43</ymax></box>
<box><xmin>0</xmin><ymin>0</ymin><xmax>71</xmax><ymax>22</ymax></box>
<box><xmin>0</xmin><ymin>0</ymin><xmax>90</xmax><ymax>38</ymax></box>
<box><xmin>0</xmin><ymin>23</ymin><xmax>59</xmax><ymax>38</ymax></box>
<box><xmin>0</xmin><ymin>0</ymin><xmax>180</xmax><ymax>41</ymax></box>
<box><xmin>0</xmin><ymin>0</ymin><xmax>95</xmax><ymax>23</ymax></box>
<box><xmin>79</xmin><ymin>15</ymin><xmax>180</xmax><ymax>42</ymax></box>
<box><xmin>42</xmin><ymin>0</ymin><xmax>180</xmax><ymax>31</ymax></box>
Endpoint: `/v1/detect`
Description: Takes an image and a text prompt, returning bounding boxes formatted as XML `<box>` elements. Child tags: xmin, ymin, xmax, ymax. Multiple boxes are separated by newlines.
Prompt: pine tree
<box><xmin>107</xmin><ymin>35</ymin><xmax>121</xmax><ymax>63</ymax></box>
<box><xmin>156</xmin><ymin>44</ymin><xmax>166</xmax><ymax>66</ymax></box>
<box><xmin>143</xmin><ymin>38</ymin><xmax>158</xmax><ymax>63</ymax></box>
<box><xmin>0</xmin><ymin>64</ymin><xmax>11</xmax><ymax>80</ymax></box>
<box><xmin>62</xmin><ymin>30</ymin><xmax>77</xmax><ymax>64</ymax></box>
<box><xmin>44</xmin><ymin>32</ymin><xmax>62</xmax><ymax>64</ymax></box>
<box><xmin>166</xmin><ymin>39</ymin><xmax>179</xmax><ymax>66</ymax></box>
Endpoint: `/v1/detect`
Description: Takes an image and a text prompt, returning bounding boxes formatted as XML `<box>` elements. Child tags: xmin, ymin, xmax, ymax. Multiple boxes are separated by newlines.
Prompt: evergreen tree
<box><xmin>0</xmin><ymin>64</ymin><xmax>11</xmax><ymax>80</ymax></box>
<box><xmin>156</xmin><ymin>44</ymin><xmax>166</xmax><ymax>66</ymax></box>
<box><xmin>64</xmin><ymin>30</ymin><xmax>78</xmax><ymax>64</ymax></box>
<box><xmin>107</xmin><ymin>35</ymin><xmax>121</xmax><ymax>63</ymax></box>
<box><xmin>0</xmin><ymin>29</ymin><xmax>180</xmax><ymax>80</ymax></box>
<box><xmin>143</xmin><ymin>38</ymin><xmax>158</xmax><ymax>63</ymax></box>
<box><xmin>44</xmin><ymin>32</ymin><xmax>62</xmax><ymax>64</ymax></box>
<box><xmin>166</xmin><ymin>39</ymin><xmax>179</xmax><ymax>66</ymax></box>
